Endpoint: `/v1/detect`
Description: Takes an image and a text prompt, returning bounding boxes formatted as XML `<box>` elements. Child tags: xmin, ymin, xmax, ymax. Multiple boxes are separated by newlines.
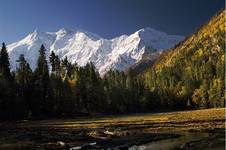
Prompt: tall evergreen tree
<box><xmin>0</xmin><ymin>43</ymin><xmax>11</xmax><ymax>79</ymax></box>
<box><xmin>15</xmin><ymin>54</ymin><xmax>33</xmax><ymax>118</ymax></box>
<box><xmin>0</xmin><ymin>43</ymin><xmax>15</xmax><ymax>119</ymax></box>
<box><xmin>49</xmin><ymin>51</ymin><xmax>56</xmax><ymax>74</ymax></box>
<box><xmin>16</xmin><ymin>54</ymin><xmax>32</xmax><ymax>87</ymax></box>
<box><xmin>35</xmin><ymin>45</ymin><xmax>49</xmax><ymax>78</ymax></box>
<box><xmin>34</xmin><ymin>45</ymin><xmax>51</xmax><ymax>116</ymax></box>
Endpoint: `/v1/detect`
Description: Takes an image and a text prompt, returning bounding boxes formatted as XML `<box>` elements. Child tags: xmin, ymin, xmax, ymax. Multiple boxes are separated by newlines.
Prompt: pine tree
<box><xmin>0</xmin><ymin>43</ymin><xmax>11</xmax><ymax>79</ymax></box>
<box><xmin>16</xmin><ymin>54</ymin><xmax>33</xmax><ymax>118</ymax></box>
<box><xmin>55</xmin><ymin>55</ymin><xmax>61</xmax><ymax>77</ymax></box>
<box><xmin>16</xmin><ymin>54</ymin><xmax>32</xmax><ymax>86</ymax></box>
<box><xmin>0</xmin><ymin>43</ymin><xmax>16</xmax><ymax>119</ymax></box>
<box><xmin>61</xmin><ymin>56</ymin><xmax>73</xmax><ymax>79</ymax></box>
<box><xmin>49</xmin><ymin>51</ymin><xmax>56</xmax><ymax>74</ymax></box>
<box><xmin>126</xmin><ymin>68</ymin><xmax>138</xmax><ymax>112</ymax></box>
<box><xmin>34</xmin><ymin>44</ymin><xmax>51</xmax><ymax>115</ymax></box>
<box><xmin>87</xmin><ymin>63</ymin><xmax>103</xmax><ymax>112</ymax></box>
<box><xmin>35</xmin><ymin>45</ymin><xmax>49</xmax><ymax>78</ymax></box>
<box><xmin>74</xmin><ymin>67</ymin><xmax>88</xmax><ymax>113</ymax></box>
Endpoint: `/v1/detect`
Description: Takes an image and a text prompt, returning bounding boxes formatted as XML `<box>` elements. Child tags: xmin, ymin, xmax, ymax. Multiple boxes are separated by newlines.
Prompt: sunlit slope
<box><xmin>154</xmin><ymin>9</ymin><xmax>224</xmax><ymax>70</ymax></box>
<box><xmin>142</xmin><ymin>9</ymin><xmax>225</xmax><ymax>108</ymax></box>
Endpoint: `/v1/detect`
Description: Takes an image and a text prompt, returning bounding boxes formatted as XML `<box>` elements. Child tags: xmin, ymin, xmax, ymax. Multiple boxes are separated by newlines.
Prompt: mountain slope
<box><xmin>7</xmin><ymin>27</ymin><xmax>183</xmax><ymax>75</ymax></box>
<box><xmin>142</xmin><ymin>9</ymin><xmax>225</xmax><ymax>108</ymax></box>
<box><xmin>150</xmin><ymin>10</ymin><xmax>225</xmax><ymax>71</ymax></box>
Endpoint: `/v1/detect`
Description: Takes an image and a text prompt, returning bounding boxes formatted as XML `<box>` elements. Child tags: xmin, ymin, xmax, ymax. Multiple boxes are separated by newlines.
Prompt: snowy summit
<box><xmin>7</xmin><ymin>27</ymin><xmax>184</xmax><ymax>75</ymax></box>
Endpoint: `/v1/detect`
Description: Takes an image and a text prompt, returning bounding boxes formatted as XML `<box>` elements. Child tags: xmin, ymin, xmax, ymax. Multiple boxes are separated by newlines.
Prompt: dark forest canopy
<box><xmin>0</xmin><ymin>39</ymin><xmax>224</xmax><ymax>120</ymax></box>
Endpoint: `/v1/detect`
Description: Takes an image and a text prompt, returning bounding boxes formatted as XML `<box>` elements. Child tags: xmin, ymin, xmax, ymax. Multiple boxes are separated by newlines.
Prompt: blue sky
<box><xmin>0</xmin><ymin>0</ymin><xmax>224</xmax><ymax>44</ymax></box>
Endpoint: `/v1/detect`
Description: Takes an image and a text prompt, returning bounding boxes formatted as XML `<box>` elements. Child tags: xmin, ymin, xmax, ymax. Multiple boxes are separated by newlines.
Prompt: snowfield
<box><xmin>7</xmin><ymin>27</ymin><xmax>183</xmax><ymax>75</ymax></box>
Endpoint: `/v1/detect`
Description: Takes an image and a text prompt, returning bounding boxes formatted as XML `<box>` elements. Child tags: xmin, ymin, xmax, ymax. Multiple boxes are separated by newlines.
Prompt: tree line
<box><xmin>0</xmin><ymin>43</ymin><xmax>147</xmax><ymax>119</ymax></box>
<box><xmin>0</xmin><ymin>39</ymin><xmax>224</xmax><ymax>119</ymax></box>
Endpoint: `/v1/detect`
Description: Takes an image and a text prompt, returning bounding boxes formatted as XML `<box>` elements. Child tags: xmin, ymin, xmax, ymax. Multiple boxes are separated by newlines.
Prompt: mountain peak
<box><xmin>24</xmin><ymin>29</ymin><xmax>48</xmax><ymax>42</ymax></box>
<box><xmin>33</xmin><ymin>29</ymin><xmax>39</xmax><ymax>34</ymax></box>
<box><xmin>132</xmin><ymin>27</ymin><xmax>184</xmax><ymax>50</ymax></box>
<box><xmin>29</xmin><ymin>29</ymin><xmax>39</xmax><ymax>38</ymax></box>
<box><xmin>7</xmin><ymin>27</ymin><xmax>183</xmax><ymax>75</ymax></box>
<box><xmin>138</xmin><ymin>27</ymin><xmax>162</xmax><ymax>33</ymax></box>
<box><xmin>31</xmin><ymin>29</ymin><xmax>47</xmax><ymax>36</ymax></box>
<box><xmin>56</xmin><ymin>28</ymin><xmax>76</xmax><ymax>35</ymax></box>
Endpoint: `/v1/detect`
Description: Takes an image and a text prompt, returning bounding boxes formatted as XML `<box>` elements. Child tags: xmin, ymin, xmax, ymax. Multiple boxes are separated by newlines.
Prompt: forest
<box><xmin>142</xmin><ymin>10</ymin><xmax>225</xmax><ymax>111</ymax></box>
<box><xmin>0</xmin><ymin>27</ymin><xmax>224</xmax><ymax>119</ymax></box>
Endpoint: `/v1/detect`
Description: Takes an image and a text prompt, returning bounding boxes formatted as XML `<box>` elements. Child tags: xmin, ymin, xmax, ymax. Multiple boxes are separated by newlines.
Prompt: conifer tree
<box><xmin>16</xmin><ymin>54</ymin><xmax>32</xmax><ymax>86</ymax></box>
<box><xmin>55</xmin><ymin>55</ymin><xmax>61</xmax><ymax>77</ymax></box>
<box><xmin>0</xmin><ymin>43</ymin><xmax>11</xmax><ymax>79</ymax></box>
<box><xmin>0</xmin><ymin>43</ymin><xmax>17</xmax><ymax>119</ymax></box>
<box><xmin>34</xmin><ymin>44</ymin><xmax>51</xmax><ymax>115</ymax></box>
<box><xmin>49</xmin><ymin>51</ymin><xmax>56</xmax><ymax>74</ymax></box>
<box><xmin>35</xmin><ymin>45</ymin><xmax>49</xmax><ymax>79</ymax></box>
<box><xmin>16</xmin><ymin>54</ymin><xmax>33</xmax><ymax>117</ymax></box>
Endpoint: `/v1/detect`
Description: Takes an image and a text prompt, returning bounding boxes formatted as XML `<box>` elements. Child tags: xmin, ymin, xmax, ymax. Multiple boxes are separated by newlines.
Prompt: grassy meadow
<box><xmin>0</xmin><ymin>108</ymin><xmax>225</xmax><ymax>149</ymax></box>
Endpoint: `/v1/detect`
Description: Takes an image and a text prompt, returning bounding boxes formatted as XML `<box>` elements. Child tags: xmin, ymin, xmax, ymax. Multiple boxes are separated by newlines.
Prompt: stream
<box><xmin>129</xmin><ymin>132</ymin><xmax>225</xmax><ymax>150</ymax></box>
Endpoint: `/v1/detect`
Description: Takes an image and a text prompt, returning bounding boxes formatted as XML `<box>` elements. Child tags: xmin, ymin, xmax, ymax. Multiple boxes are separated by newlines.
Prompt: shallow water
<box><xmin>129</xmin><ymin>132</ymin><xmax>224</xmax><ymax>150</ymax></box>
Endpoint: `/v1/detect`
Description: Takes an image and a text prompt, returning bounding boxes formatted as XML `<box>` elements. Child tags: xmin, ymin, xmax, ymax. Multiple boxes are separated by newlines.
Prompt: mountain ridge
<box><xmin>7</xmin><ymin>27</ymin><xmax>183</xmax><ymax>75</ymax></box>
<box><xmin>151</xmin><ymin>9</ymin><xmax>225</xmax><ymax>71</ymax></box>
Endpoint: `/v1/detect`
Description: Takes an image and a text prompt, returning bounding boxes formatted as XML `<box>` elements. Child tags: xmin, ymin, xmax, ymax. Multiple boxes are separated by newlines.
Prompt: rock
<box><xmin>57</xmin><ymin>141</ymin><xmax>65</xmax><ymax>146</ymax></box>
<box><xmin>70</xmin><ymin>146</ymin><xmax>81</xmax><ymax>150</ymax></box>
<box><xmin>104</xmin><ymin>130</ymin><xmax>114</xmax><ymax>135</ymax></box>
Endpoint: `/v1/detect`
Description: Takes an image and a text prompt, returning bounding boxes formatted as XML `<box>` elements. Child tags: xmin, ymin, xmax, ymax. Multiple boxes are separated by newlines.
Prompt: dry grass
<box><xmin>17</xmin><ymin>108</ymin><xmax>225</xmax><ymax>132</ymax></box>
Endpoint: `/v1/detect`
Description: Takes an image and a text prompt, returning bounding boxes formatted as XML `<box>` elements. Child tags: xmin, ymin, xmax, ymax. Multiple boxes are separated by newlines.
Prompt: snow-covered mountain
<box><xmin>7</xmin><ymin>27</ymin><xmax>184</xmax><ymax>75</ymax></box>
